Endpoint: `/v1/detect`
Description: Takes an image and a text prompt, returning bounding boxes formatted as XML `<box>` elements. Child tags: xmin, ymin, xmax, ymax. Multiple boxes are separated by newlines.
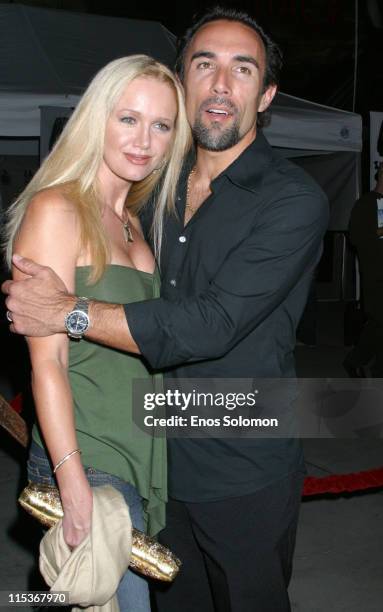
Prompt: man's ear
<box><xmin>258</xmin><ymin>84</ymin><xmax>277</xmax><ymax>113</ymax></box>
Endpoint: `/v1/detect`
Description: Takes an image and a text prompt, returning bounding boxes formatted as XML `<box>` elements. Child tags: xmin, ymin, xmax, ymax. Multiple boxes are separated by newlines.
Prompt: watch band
<box><xmin>75</xmin><ymin>297</ymin><xmax>90</xmax><ymax>313</ymax></box>
<box><xmin>65</xmin><ymin>296</ymin><xmax>90</xmax><ymax>339</ymax></box>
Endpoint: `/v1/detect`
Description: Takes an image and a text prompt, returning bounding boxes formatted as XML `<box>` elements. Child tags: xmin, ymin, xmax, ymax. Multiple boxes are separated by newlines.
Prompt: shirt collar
<box><xmin>180</xmin><ymin>130</ymin><xmax>274</xmax><ymax>197</ymax></box>
<box><xmin>213</xmin><ymin>130</ymin><xmax>274</xmax><ymax>193</ymax></box>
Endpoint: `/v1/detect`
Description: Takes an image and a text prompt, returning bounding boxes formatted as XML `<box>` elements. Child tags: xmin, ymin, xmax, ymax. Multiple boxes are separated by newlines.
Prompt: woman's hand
<box><xmin>60</xmin><ymin>478</ymin><xmax>93</xmax><ymax>549</ymax></box>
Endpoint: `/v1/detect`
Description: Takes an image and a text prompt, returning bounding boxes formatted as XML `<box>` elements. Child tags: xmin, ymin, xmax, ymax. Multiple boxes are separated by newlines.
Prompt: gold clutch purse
<box><xmin>19</xmin><ymin>482</ymin><xmax>181</xmax><ymax>582</ymax></box>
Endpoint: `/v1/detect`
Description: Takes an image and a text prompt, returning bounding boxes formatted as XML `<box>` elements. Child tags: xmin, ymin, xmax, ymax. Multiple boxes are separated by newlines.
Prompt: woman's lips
<box><xmin>124</xmin><ymin>153</ymin><xmax>152</xmax><ymax>165</ymax></box>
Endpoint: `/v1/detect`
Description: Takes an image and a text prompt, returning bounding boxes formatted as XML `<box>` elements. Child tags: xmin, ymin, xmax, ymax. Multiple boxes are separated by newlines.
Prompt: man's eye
<box><xmin>120</xmin><ymin>116</ymin><xmax>136</xmax><ymax>124</ymax></box>
<box><xmin>237</xmin><ymin>66</ymin><xmax>251</xmax><ymax>75</ymax></box>
<box><xmin>197</xmin><ymin>61</ymin><xmax>213</xmax><ymax>70</ymax></box>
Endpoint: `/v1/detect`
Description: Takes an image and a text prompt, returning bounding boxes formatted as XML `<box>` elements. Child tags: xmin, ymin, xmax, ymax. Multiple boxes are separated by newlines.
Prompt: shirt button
<box><xmin>177</xmin><ymin>196</ymin><xmax>181</xmax><ymax>201</ymax></box>
<box><xmin>179</xmin><ymin>235</ymin><xmax>187</xmax><ymax>243</ymax></box>
<box><xmin>170</xmin><ymin>279</ymin><xmax>177</xmax><ymax>287</ymax></box>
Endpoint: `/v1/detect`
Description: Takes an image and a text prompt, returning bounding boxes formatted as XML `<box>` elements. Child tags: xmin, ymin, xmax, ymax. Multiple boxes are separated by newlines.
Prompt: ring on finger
<box><xmin>6</xmin><ymin>310</ymin><xmax>13</xmax><ymax>322</ymax></box>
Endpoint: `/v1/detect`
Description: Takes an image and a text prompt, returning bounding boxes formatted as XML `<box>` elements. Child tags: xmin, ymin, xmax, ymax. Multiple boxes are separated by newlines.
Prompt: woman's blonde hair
<box><xmin>3</xmin><ymin>55</ymin><xmax>191</xmax><ymax>281</ymax></box>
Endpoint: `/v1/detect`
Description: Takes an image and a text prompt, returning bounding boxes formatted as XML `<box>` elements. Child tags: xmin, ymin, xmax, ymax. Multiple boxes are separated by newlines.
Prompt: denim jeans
<box><xmin>27</xmin><ymin>440</ymin><xmax>151</xmax><ymax>612</ymax></box>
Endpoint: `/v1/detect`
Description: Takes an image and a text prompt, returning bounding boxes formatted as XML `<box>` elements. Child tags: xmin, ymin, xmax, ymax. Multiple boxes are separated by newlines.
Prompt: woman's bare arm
<box><xmin>14</xmin><ymin>190</ymin><xmax>93</xmax><ymax>548</ymax></box>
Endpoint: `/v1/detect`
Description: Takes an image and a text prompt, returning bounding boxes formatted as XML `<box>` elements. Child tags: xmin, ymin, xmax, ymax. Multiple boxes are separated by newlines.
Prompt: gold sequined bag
<box><xmin>19</xmin><ymin>482</ymin><xmax>181</xmax><ymax>582</ymax></box>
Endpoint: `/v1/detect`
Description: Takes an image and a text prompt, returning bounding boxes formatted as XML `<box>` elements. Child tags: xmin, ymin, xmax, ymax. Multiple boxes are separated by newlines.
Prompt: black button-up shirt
<box><xmin>125</xmin><ymin>131</ymin><xmax>329</xmax><ymax>501</ymax></box>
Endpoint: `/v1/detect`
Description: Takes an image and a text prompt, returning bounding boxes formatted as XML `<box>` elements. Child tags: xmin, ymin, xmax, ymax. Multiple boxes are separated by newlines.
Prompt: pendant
<box><xmin>123</xmin><ymin>221</ymin><xmax>134</xmax><ymax>243</ymax></box>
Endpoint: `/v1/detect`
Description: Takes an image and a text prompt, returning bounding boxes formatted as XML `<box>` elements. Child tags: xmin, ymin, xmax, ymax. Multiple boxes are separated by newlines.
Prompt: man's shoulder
<box><xmin>231</xmin><ymin>132</ymin><xmax>326</xmax><ymax>203</ymax></box>
<box><xmin>253</xmin><ymin>154</ymin><xmax>328</xmax><ymax>225</ymax></box>
<box><xmin>268</xmin><ymin>155</ymin><xmax>326</xmax><ymax>199</ymax></box>
<box><xmin>236</xmin><ymin>154</ymin><xmax>326</xmax><ymax>238</ymax></box>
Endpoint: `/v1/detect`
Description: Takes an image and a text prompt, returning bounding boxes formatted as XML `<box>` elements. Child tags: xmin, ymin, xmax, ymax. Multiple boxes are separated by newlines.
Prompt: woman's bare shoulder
<box><xmin>16</xmin><ymin>186</ymin><xmax>81</xmax><ymax>265</ymax></box>
<box><xmin>27</xmin><ymin>185</ymin><xmax>78</xmax><ymax>216</ymax></box>
<box><xmin>22</xmin><ymin>186</ymin><xmax>81</xmax><ymax>239</ymax></box>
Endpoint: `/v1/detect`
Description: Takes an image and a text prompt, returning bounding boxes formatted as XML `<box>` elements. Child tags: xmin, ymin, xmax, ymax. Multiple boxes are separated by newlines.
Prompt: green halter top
<box><xmin>33</xmin><ymin>265</ymin><xmax>166</xmax><ymax>536</ymax></box>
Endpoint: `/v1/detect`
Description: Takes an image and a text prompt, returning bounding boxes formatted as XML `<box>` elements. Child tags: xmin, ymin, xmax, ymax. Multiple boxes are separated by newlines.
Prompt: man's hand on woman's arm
<box><xmin>2</xmin><ymin>254</ymin><xmax>140</xmax><ymax>354</ymax></box>
<box><xmin>3</xmin><ymin>254</ymin><xmax>74</xmax><ymax>335</ymax></box>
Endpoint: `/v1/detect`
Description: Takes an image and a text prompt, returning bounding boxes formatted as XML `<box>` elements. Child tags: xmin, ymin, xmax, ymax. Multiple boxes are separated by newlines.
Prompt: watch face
<box><xmin>66</xmin><ymin>310</ymin><xmax>89</xmax><ymax>334</ymax></box>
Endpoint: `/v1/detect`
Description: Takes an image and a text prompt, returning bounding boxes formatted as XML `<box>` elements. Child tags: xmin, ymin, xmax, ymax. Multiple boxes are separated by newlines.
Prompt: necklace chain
<box><xmin>120</xmin><ymin>205</ymin><xmax>134</xmax><ymax>243</ymax></box>
<box><xmin>122</xmin><ymin>217</ymin><xmax>134</xmax><ymax>243</ymax></box>
<box><xmin>185</xmin><ymin>167</ymin><xmax>197</xmax><ymax>215</ymax></box>
<box><xmin>107</xmin><ymin>205</ymin><xmax>134</xmax><ymax>243</ymax></box>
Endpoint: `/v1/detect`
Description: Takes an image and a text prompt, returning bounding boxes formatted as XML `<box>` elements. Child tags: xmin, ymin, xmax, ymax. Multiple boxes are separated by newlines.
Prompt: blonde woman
<box><xmin>4</xmin><ymin>55</ymin><xmax>190</xmax><ymax>612</ymax></box>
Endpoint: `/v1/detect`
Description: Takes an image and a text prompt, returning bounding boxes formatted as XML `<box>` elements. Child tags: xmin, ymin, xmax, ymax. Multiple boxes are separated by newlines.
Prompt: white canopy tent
<box><xmin>267</xmin><ymin>93</ymin><xmax>361</xmax><ymax>154</ymax></box>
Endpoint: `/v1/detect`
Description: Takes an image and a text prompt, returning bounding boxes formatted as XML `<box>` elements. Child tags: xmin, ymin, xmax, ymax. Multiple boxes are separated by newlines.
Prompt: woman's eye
<box><xmin>120</xmin><ymin>116</ymin><xmax>136</xmax><ymax>124</ymax></box>
<box><xmin>155</xmin><ymin>123</ymin><xmax>171</xmax><ymax>132</ymax></box>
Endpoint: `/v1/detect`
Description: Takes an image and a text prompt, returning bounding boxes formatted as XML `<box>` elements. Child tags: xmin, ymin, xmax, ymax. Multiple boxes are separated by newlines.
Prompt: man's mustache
<box><xmin>199</xmin><ymin>97</ymin><xmax>238</xmax><ymax>115</ymax></box>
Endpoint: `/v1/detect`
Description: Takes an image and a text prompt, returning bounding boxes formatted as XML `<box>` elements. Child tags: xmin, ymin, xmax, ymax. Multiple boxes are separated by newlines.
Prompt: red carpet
<box><xmin>302</xmin><ymin>467</ymin><xmax>383</xmax><ymax>496</ymax></box>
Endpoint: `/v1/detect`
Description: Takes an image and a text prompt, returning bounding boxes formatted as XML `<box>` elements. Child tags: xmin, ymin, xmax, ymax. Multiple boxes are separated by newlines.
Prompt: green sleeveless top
<box><xmin>33</xmin><ymin>265</ymin><xmax>166</xmax><ymax>536</ymax></box>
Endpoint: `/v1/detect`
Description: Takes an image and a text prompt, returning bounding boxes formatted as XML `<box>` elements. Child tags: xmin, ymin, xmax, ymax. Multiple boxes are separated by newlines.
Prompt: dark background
<box><xmin>2</xmin><ymin>0</ymin><xmax>382</xmax><ymax>116</ymax></box>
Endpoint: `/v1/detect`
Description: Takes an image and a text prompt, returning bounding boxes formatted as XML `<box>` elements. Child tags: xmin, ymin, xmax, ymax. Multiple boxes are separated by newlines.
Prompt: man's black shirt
<box><xmin>124</xmin><ymin>131</ymin><xmax>329</xmax><ymax>501</ymax></box>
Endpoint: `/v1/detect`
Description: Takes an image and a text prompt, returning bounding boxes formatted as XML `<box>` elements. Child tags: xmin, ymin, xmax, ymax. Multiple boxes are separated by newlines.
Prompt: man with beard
<box><xmin>3</xmin><ymin>7</ymin><xmax>329</xmax><ymax>612</ymax></box>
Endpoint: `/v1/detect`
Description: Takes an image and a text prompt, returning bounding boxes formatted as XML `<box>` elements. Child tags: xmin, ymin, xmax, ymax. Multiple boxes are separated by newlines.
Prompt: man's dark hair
<box><xmin>175</xmin><ymin>6</ymin><xmax>283</xmax><ymax>128</ymax></box>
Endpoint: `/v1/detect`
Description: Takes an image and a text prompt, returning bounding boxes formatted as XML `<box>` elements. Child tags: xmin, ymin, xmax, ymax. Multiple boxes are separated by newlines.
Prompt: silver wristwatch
<box><xmin>64</xmin><ymin>297</ymin><xmax>90</xmax><ymax>339</ymax></box>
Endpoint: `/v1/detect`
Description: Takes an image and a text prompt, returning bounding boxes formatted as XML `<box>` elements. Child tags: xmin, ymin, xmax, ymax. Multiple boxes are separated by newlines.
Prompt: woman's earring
<box><xmin>152</xmin><ymin>159</ymin><xmax>167</xmax><ymax>174</ymax></box>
